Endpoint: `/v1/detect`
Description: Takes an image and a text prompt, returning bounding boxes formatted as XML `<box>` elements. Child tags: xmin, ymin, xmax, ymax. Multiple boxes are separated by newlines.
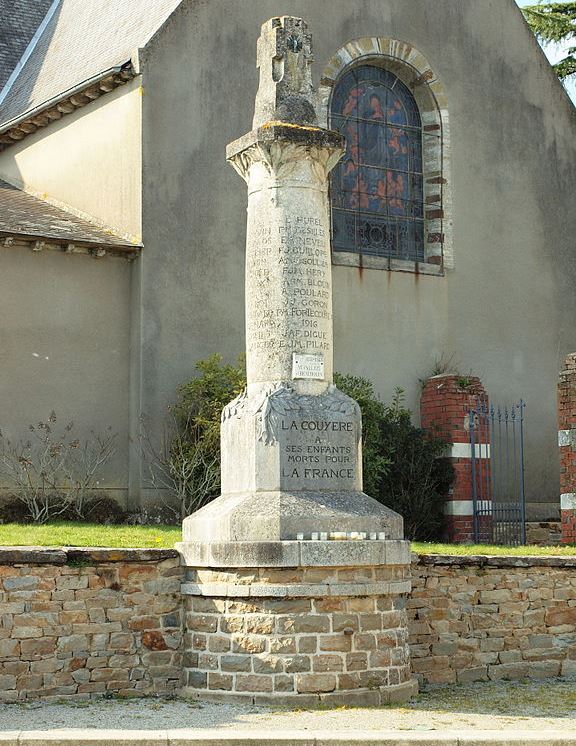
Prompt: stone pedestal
<box><xmin>179</xmin><ymin>540</ymin><xmax>415</xmax><ymax>706</ymax></box>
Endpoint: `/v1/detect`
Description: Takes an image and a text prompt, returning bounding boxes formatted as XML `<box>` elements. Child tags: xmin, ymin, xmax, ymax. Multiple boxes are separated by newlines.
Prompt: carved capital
<box><xmin>228</xmin><ymin>128</ymin><xmax>344</xmax><ymax>184</ymax></box>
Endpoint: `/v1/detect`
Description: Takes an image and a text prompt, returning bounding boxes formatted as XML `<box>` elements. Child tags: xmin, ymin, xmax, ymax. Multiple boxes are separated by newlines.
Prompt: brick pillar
<box><xmin>558</xmin><ymin>354</ymin><xmax>576</xmax><ymax>544</ymax></box>
<box><xmin>421</xmin><ymin>374</ymin><xmax>490</xmax><ymax>543</ymax></box>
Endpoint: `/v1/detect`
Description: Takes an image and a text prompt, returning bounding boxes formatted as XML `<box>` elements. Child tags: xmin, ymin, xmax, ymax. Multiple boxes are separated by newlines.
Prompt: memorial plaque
<box><xmin>292</xmin><ymin>353</ymin><xmax>325</xmax><ymax>380</ymax></box>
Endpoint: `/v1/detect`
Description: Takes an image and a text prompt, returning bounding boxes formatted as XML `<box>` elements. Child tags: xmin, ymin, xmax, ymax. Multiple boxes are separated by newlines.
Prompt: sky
<box><xmin>515</xmin><ymin>0</ymin><xmax>576</xmax><ymax>102</ymax></box>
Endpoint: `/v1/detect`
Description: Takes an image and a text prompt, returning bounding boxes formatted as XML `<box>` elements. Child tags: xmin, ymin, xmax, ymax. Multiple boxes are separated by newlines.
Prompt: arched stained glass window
<box><xmin>330</xmin><ymin>65</ymin><xmax>424</xmax><ymax>262</ymax></box>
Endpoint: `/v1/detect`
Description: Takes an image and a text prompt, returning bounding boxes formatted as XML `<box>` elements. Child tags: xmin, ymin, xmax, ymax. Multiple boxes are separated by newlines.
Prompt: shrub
<box><xmin>376</xmin><ymin>390</ymin><xmax>453</xmax><ymax>541</ymax></box>
<box><xmin>83</xmin><ymin>496</ymin><xmax>126</xmax><ymax>525</ymax></box>
<box><xmin>0</xmin><ymin>413</ymin><xmax>117</xmax><ymax>523</ymax></box>
<box><xmin>333</xmin><ymin>380</ymin><xmax>453</xmax><ymax>540</ymax></box>
<box><xmin>141</xmin><ymin>354</ymin><xmax>245</xmax><ymax>521</ymax></box>
<box><xmin>333</xmin><ymin>372</ymin><xmax>390</xmax><ymax>498</ymax></box>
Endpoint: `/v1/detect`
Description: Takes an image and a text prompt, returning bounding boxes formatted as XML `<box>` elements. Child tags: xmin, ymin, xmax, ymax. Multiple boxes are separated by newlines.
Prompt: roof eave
<box><xmin>0</xmin><ymin>61</ymin><xmax>136</xmax><ymax>151</ymax></box>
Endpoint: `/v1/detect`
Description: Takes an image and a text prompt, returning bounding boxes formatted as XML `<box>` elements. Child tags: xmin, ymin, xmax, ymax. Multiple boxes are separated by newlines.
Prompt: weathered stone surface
<box><xmin>0</xmin><ymin>552</ymin><xmax>182</xmax><ymax>702</ymax></box>
<box><xmin>181</xmin><ymin>16</ymin><xmax>403</xmax><ymax>547</ymax></box>
<box><xmin>409</xmin><ymin>557</ymin><xmax>576</xmax><ymax>687</ymax></box>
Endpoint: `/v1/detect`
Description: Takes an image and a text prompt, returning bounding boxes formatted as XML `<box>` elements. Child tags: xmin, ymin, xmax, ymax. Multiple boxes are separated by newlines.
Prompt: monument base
<box><xmin>177</xmin><ymin>540</ymin><xmax>417</xmax><ymax>706</ymax></box>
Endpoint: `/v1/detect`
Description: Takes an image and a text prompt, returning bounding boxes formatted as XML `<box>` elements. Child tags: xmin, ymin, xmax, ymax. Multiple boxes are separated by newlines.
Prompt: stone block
<box><xmin>545</xmin><ymin>606</ymin><xmax>576</xmax><ymax>627</ymax></box>
<box><xmin>312</xmin><ymin>654</ymin><xmax>343</xmax><ymax>672</ymax></box>
<box><xmin>208</xmin><ymin>635</ymin><xmax>231</xmax><ymax>653</ymax></box>
<box><xmin>0</xmin><ymin>639</ymin><xmax>19</xmax><ymax>657</ymax></box>
<box><xmin>253</xmin><ymin>655</ymin><xmax>283</xmax><ymax>674</ymax></box>
<box><xmin>319</xmin><ymin>634</ymin><xmax>351</xmax><ymax>652</ymax></box>
<box><xmin>457</xmin><ymin>666</ymin><xmax>488</xmax><ymax>682</ymax></box>
<box><xmin>293</xmin><ymin>615</ymin><xmax>330</xmax><ymax>634</ymax></box>
<box><xmin>221</xmin><ymin>655</ymin><xmax>252</xmax><ymax>673</ymax></box>
<box><xmin>284</xmin><ymin>655</ymin><xmax>311</xmax><ymax>673</ymax></box>
<box><xmin>186</xmin><ymin>614</ymin><xmax>218</xmax><ymax>633</ymax></box>
<box><xmin>274</xmin><ymin>674</ymin><xmax>294</xmax><ymax>692</ymax></box>
<box><xmin>488</xmin><ymin>662</ymin><xmax>529</xmax><ymax>680</ymax></box>
<box><xmin>332</xmin><ymin>613</ymin><xmax>359</xmax><ymax>632</ymax></box>
<box><xmin>346</xmin><ymin>652</ymin><xmax>368</xmax><ymax>671</ymax></box>
<box><xmin>208</xmin><ymin>672</ymin><xmax>233</xmax><ymax>690</ymax></box>
<box><xmin>231</xmin><ymin>635</ymin><xmax>266</xmax><ymax>654</ymax></box>
<box><xmin>298</xmin><ymin>636</ymin><xmax>317</xmax><ymax>654</ymax></box>
<box><xmin>187</xmin><ymin>670</ymin><xmax>207</xmax><ymax>688</ymax></box>
<box><xmin>235</xmin><ymin>674</ymin><xmax>273</xmax><ymax>692</ymax></box>
<box><xmin>527</xmin><ymin>660</ymin><xmax>561</xmax><ymax>678</ymax></box>
<box><xmin>269</xmin><ymin>636</ymin><xmax>296</xmax><ymax>654</ymax></box>
<box><xmin>244</xmin><ymin>615</ymin><xmax>275</xmax><ymax>635</ymax></box>
<box><xmin>57</xmin><ymin>635</ymin><xmax>89</xmax><ymax>653</ymax></box>
<box><xmin>295</xmin><ymin>672</ymin><xmax>337</xmax><ymax>693</ymax></box>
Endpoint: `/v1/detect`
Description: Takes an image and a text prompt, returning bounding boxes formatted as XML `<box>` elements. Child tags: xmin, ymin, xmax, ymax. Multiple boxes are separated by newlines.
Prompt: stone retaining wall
<box><xmin>1</xmin><ymin>548</ymin><xmax>575</xmax><ymax>702</ymax></box>
<box><xmin>0</xmin><ymin>548</ymin><xmax>182</xmax><ymax>702</ymax></box>
<box><xmin>409</xmin><ymin>554</ymin><xmax>576</xmax><ymax>685</ymax></box>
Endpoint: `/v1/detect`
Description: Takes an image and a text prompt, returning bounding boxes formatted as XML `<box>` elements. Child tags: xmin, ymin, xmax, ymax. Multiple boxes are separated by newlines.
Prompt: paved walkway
<box><xmin>0</xmin><ymin>680</ymin><xmax>574</xmax><ymax>737</ymax></box>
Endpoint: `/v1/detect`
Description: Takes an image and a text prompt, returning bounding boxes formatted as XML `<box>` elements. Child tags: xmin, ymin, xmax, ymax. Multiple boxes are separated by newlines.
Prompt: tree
<box><xmin>522</xmin><ymin>2</ymin><xmax>576</xmax><ymax>80</ymax></box>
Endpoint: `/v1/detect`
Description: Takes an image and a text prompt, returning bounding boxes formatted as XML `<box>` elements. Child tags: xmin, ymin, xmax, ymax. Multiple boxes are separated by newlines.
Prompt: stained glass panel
<box><xmin>330</xmin><ymin>66</ymin><xmax>424</xmax><ymax>262</ymax></box>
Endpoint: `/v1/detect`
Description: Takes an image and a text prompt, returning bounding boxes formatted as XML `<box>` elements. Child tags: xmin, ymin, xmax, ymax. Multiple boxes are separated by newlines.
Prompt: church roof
<box><xmin>0</xmin><ymin>179</ymin><xmax>140</xmax><ymax>255</ymax></box>
<box><xmin>0</xmin><ymin>0</ymin><xmax>54</xmax><ymax>93</ymax></box>
<box><xmin>0</xmin><ymin>0</ymin><xmax>182</xmax><ymax>129</ymax></box>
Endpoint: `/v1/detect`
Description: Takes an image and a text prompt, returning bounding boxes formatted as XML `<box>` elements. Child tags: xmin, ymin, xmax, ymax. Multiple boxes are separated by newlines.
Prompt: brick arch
<box><xmin>318</xmin><ymin>38</ymin><xmax>453</xmax><ymax>271</ymax></box>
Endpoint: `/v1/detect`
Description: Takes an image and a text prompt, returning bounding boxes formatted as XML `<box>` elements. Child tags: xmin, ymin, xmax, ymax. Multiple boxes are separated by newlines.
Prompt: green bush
<box><xmin>141</xmin><ymin>354</ymin><xmax>246</xmax><ymax>520</ymax></box>
<box><xmin>334</xmin><ymin>378</ymin><xmax>453</xmax><ymax>541</ymax></box>
<box><xmin>376</xmin><ymin>390</ymin><xmax>453</xmax><ymax>541</ymax></box>
<box><xmin>168</xmin><ymin>356</ymin><xmax>452</xmax><ymax>538</ymax></box>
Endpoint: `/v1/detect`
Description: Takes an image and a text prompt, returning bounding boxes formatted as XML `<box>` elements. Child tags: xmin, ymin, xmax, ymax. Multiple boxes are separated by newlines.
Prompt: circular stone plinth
<box><xmin>180</xmin><ymin>559</ymin><xmax>415</xmax><ymax>705</ymax></box>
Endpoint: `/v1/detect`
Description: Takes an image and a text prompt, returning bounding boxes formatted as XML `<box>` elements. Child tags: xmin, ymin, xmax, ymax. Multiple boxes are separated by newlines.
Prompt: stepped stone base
<box><xmin>178</xmin><ymin>540</ymin><xmax>417</xmax><ymax>705</ymax></box>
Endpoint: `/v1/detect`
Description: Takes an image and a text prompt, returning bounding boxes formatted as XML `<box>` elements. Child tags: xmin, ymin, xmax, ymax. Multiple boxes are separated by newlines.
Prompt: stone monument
<box><xmin>178</xmin><ymin>17</ymin><xmax>416</xmax><ymax>705</ymax></box>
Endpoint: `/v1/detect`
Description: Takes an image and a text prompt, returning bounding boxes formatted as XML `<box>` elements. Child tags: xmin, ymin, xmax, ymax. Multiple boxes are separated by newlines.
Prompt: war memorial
<box><xmin>176</xmin><ymin>16</ymin><xmax>415</xmax><ymax>704</ymax></box>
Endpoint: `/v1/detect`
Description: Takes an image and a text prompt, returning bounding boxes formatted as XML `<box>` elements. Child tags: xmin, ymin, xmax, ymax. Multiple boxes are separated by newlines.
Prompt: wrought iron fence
<box><xmin>469</xmin><ymin>399</ymin><xmax>526</xmax><ymax>545</ymax></box>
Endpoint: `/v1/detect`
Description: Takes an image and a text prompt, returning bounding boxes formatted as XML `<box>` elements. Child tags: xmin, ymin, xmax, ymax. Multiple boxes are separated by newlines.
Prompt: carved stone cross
<box><xmin>253</xmin><ymin>16</ymin><xmax>317</xmax><ymax>128</ymax></box>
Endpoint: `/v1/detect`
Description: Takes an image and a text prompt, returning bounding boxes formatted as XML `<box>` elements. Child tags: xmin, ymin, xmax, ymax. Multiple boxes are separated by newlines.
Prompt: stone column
<box><xmin>420</xmin><ymin>374</ymin><xmax>491</xmax><ymax>543</ymax></box>
<box><xmin>178</xmin><ymin>16</ymin><xmax>415</xmax><ymax>705</ymax></box>
<box><xmin>558</xmin><ymin>354</ymin><xmax>576</xmax><ymax>544</ymax></box>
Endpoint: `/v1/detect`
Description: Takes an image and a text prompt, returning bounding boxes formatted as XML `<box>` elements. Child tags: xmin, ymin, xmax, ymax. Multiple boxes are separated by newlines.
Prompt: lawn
<box><xmin>0</xmin><ymin>522</ymin><xmax>574</xmax><ymax>554</ymax></box>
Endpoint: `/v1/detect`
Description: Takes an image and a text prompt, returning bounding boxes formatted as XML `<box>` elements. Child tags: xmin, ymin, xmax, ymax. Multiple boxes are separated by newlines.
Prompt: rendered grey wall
<box><xmin>139</xmin><ymin>0</ymin><xmax>576</xmax><ymax>518</ymax></box>
<box><xmin>0</xmin><ymin>248</ymin><xmax>131</xmax><ymax>499</ymax></box>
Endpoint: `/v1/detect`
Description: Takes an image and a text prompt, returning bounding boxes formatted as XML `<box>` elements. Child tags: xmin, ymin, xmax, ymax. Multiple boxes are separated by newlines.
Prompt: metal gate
<box><xmin>469</xmin><ymin>399</ymin><xmax>527</xmax><ymax>545</ymax></box>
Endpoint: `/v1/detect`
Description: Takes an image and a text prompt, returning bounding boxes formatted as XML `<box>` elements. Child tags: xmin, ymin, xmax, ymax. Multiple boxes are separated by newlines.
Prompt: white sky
<box><xmin>515</xmin><ymin>0</ymin><xmax>576</xmax><ymax>101</ymax></box>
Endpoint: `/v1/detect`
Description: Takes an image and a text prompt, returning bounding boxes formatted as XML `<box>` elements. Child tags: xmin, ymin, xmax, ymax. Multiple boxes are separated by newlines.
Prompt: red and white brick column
<box><xmin>420</xmin><ymin>375</ymin><xmax>490</xmax><ymax>543</ymax></box>
<box><xmin>558</xmin><ymin>354</ymin><xmax>576</xmax><ymax>544</ymax></box>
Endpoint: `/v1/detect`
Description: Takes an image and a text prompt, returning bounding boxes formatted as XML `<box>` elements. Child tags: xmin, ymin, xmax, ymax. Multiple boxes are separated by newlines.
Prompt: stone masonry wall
<box><xmin>181</xmin><ymin>564</ymin><xmax>413</xmax><ymax>706</ymax></box>
<box><xmin>1</xmin><ymin>549</ymin><xmax>575</xmax><ymax>702</ymax></box>
<box><xmin>409</xmin><ymin>554</ymin><xmax>576</xmax><ymax>685</ymax></box>
<box><xmin>0</xmin><ymin>548</ymin><xmax>182</xmax><ymax>702</ymax></box>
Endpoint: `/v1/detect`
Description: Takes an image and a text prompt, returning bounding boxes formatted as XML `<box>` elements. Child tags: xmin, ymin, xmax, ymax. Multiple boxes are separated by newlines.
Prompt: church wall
<box><xmin>0</xmin><ymin>247</ymin><xmax>132</xmax><ymax>500</ymax></box>
<box><xmin>138</xmin><ymin>0</ymin><xmax>576</xmax><ymax>518</ymax></box>
<box><xmin>0</xmin><ymin>79</ymin><xmax>142</xmax><ymax>243</ymax></box>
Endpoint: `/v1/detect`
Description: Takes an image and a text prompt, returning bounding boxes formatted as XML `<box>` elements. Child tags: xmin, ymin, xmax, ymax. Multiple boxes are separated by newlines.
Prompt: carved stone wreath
<box><xmin>222</xmin><ymin>383</ymin><xmax>359</xmax><ymax>446</ymax></box>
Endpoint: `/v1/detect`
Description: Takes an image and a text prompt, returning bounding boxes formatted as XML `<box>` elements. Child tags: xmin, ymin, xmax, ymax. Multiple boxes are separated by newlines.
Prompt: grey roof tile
<box><xmin>0</xmin><ymin>0</ymin><xmax>53</xmax><ymax>92</ymax></box>
<box><xmin>0</xmin><ymin>179</ymin><xmax>139</xmax><ymax>249</ymax></box>
<box><xmin>0</xmin><ymin>0</ymin><xmax>182</xmax><ymax>127</ymax></box>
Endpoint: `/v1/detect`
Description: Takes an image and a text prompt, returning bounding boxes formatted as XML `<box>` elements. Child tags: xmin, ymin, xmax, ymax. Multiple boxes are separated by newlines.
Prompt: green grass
<box><xmin>0</xmin><ymin>523</ymin><xmax>574</xmax><ymax>554</ymax></box>
<box><xmin>0</xmin><ymin>521</ymin><xmax>181</xmax><ymax>548</ymax></box>
<box><xmin>412</xmin><ymin>541</ymin><xmax>576</xmax><ymax>556</ymax></box>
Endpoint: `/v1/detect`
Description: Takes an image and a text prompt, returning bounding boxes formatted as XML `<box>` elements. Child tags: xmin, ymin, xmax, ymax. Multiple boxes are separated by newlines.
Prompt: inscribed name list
<box><xmin>246</xmin><ymin>213</ymin><xmax>332</xmax><ymax>381</ymax></box>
